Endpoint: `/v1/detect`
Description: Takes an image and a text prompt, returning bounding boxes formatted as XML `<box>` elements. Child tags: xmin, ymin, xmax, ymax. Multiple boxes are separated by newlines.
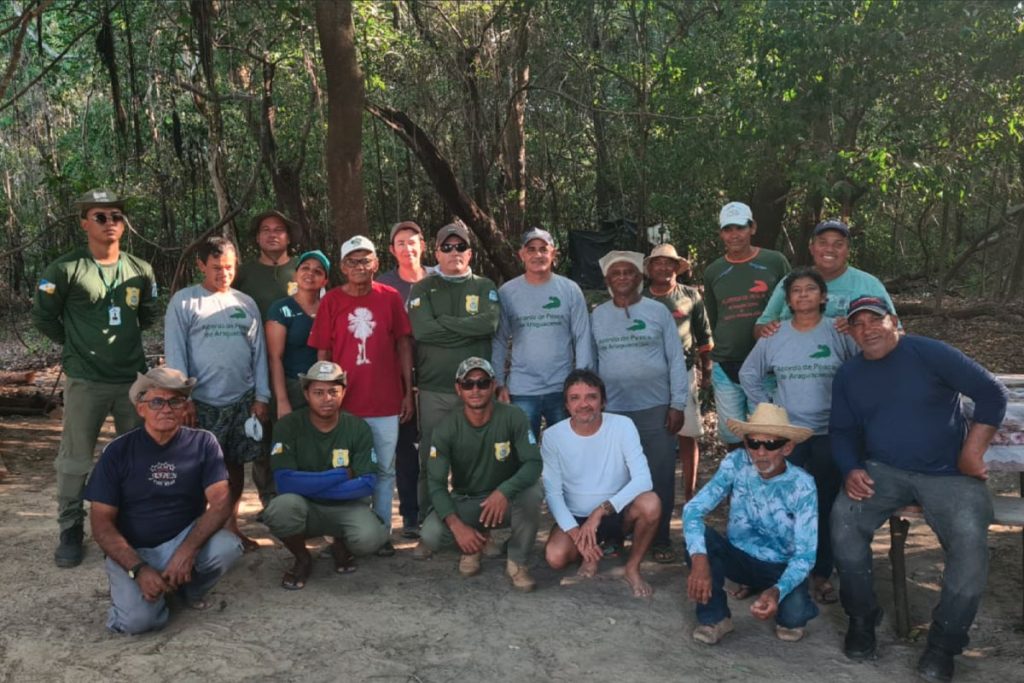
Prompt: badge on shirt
<box><xmin>429</xmin><ymin>446</ymin><xmax>438</xmax><ymax>459</ymax></box>
<box><xmin>38</xmin><ymin>279</ymin><xmax>56</xmax><ymax>294</ymax></box>
<box><xmin>271</xmin><ymin>442</ymin><xmax>284</xmax><ymax>456</ymax></box>
<box><xmin>125</xmin><ymin>287</ymin><xmax>140</xmax><ymax>308</ymax></box>
<box><xmin>287</xmin><ymin>281</ymin><xmax>299</xmax><ymax>296</ymax></box>
<box><xmin>332</xmin><ymin>449</ymin><xmax>350</xmax><ymax>468</ymax></box>
<box><xmin>108</xmin><ymin>306</ymin><xmax>122</xmax><ymax>326</ymax></box>
<box><xmin>494</xmin><ymin>441</ymin><xmax>511</xmax><ymax>462</ymax></box>
<box><xmin>409</xmin><ymin>297</ymin><xmax>421</xmax><ymax>309</ymax></box>
<box><xmin>230</xmin><ymin>307</ymin><xmax>247</xmax><ymax>319</ymax></box>
<box><xmin>466</xmin><ymin>295</ymin><xmax>479</xmax><ymax>313</ymax></box>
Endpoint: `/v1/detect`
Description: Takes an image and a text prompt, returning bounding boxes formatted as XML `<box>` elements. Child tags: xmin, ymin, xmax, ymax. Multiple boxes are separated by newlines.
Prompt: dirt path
<box><xmin>1</xmin><ymin>413</ymin><xmax>1021</xmax><ymax>682</ymax></box>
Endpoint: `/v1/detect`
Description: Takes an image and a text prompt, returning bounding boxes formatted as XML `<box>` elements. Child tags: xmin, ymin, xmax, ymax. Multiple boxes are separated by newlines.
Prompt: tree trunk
<box><xmin>97</xmin><ymin>2</ymin><xmax>128</xmax><ymax>166</ymax></box>
<box><xmin>367</xmin><ymin>103</ymin><xmax>519</xmax><ymax>282</ymax></box>
<box><xmin>315</xmin><ymin>0</ymin><xmax>367</xmax><ymax>243</ymax></box>
<box><xmin>499</xmin><ymin>12</ymin><xmax>529</xmax><ymax>235</ymax></box>
<box><xmin>586</xmin><ymin>4</ymin><xmax>613</xmax><ymax>222</ymax></box>
<box><xmin>749</xmin><ymin>174</ymin><xmax>790</xmax><ymax>250</ymax></box>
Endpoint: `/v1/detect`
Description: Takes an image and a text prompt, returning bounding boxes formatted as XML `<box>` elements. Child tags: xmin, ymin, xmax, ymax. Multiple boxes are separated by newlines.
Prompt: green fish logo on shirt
<box><xmin>627</xmin><ymin>319</ymin><xmax>646</xmax><ymax>332</ymax></box>
<box><xmin>809</xmin><ymin>345</ymin><xmax>831</xmax><ymax>359</ymax></box>
<box><xmin>230</xmin><ymin>307</ymin><xmax>247</xmax><ymax>319</ymax></box>
<box><xmin>542</xmin><ymin>296</ymin><xmax>561</xmax><ymax>309</ymax></box>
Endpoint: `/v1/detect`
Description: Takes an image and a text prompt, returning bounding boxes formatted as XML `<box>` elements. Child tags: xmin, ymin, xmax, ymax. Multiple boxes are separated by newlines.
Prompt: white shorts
<box><xmin>677</xmin><ymin>365</ymin><xmax>704</xmax><ymax>438</ymax></box>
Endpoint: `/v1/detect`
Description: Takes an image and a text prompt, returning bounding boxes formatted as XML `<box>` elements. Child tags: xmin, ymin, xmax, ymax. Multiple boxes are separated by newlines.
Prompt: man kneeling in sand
<box><xmin>542</xmin><ymin>369</ymin><xmax>661</xmax><ymax>597</ymax></box>
<box><xmin>684</xmin><ymin>403</ymin><xmax>818</xmax><ymax>644</ymax></box>
<box><xmin>263</xmin><ymin>361</ymin><xmax>387</xmax><ymax>589</ymax></box>
<box><xmin>84</xmin><ymin>366</ymin><xmax>243</xmax><ymax>634</ymax></box>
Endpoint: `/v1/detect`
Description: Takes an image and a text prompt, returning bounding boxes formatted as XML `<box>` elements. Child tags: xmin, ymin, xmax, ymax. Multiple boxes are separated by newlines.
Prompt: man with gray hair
<box><xmin>84</xmin><ymin>366</ymin><xmax>243</xmax><ymax>634</ymax></box>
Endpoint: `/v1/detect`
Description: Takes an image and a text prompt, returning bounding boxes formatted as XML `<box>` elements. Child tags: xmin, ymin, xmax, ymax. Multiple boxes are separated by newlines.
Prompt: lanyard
<box><xmin>93</xmin><ymin>256</ymin><xmax>123</xmax><ymax>304</ymax></box>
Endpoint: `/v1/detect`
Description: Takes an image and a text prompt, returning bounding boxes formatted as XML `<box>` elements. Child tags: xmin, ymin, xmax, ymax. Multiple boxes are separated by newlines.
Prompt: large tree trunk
<box><xmin>97</xmin><ymin>2</ymin><xmax>129</xmax><ymax>166</ymax></box>
<box><xmin>498</xmin><ymin>12</ymin><xmax>530</xmax><ymax>235</ymax></box>
<box><xmin>367</xmin><ymin>103</ymin><xmax>519</xmax><ymax>282</ymax></box>
<box><xmin>749</xmin><ymin>174</ymin><xmax>790</xmax><ymax>251</ymax></box>
<box><xmin>315</xmin><ymin>0</ymin><xmax>367</xmax><ymax>243</ymax></box>
<box><xmin>586</xmin><ymin>4</ymin><xmax>613</xmax><ymax>222</ymax></box>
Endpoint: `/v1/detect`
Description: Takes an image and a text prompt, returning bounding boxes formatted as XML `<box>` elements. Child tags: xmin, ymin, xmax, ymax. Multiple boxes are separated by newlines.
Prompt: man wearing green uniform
<box><xmin>32</xmin><ymin>189</ymin><xmax>159</xmax><ymax>568</ymax></box>
<box><xmin>415</xmin><ymin>358</ymin><xmax>543</xmax><ymax>592</ymax></box>
<box><xmin>264</xmin><ymin>361</ymin><xmax>387</xmax><ymax>590</ymax></box>
<box><xmin>233</xmin><ymin>209</ymin><xmax>301</xmax><ymax>508</ymax></box>
<box><xmin>703</xmin><ymin>202</ymin><xmax>790</xmax><ymax>448</ymax></box>
<box><xmin>407</xmin><ymin>222</ymin><xmax>500</xmax><ymax>523</ymax></box>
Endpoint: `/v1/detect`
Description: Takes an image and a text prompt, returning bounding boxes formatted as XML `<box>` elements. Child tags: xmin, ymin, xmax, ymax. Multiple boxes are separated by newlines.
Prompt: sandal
<box><xmin>727</xmin><ymin>584</ymin><xmax>755</xmax><ymax>599</ymax></box>
<box><xmin>814</xmin><ymin>579</ymin><xmax>838</xmax><ymax>604</ymax></box>
<box><xmin>331</xmin><ymin>539</ymin><xmax>358</xmax><ymax>574</ymax></box>
<box><xmin>280</xmin><ymin>569</ymin><xmax>307</xmax><ymax>590</ymax></box>
<box><xmin>652</xmin><ymin>545</ymin><xmax>676</xmax><ymax>564</ymax></box>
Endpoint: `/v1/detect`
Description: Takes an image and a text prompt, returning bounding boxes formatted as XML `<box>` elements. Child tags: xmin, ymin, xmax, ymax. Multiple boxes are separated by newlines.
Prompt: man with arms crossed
<box><xmin>33</xmin><ymin>190</ymin><xmax>159</xmax><ymax>568</ymax></box>
<box><xmin>830</xmin><ymin>296</ymin><xmax>1007</xmax><ymax>682</ymax></box>
<box><xmin>84</xmin><ymin>366</ymin><xmax>243</xmax><ymax>634</ymax></box>
<box><xmin>492</xmin><ymin>227</ymin><xmax>592</xmax><ymax>438</ymax></box>
<box><xmin>542</xmin><ymin>369</ymin><xmax>661</xmax><ymax>597</ymax></box>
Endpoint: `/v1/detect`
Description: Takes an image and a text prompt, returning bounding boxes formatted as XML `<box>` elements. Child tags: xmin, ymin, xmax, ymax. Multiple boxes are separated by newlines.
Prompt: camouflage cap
<box><xmin>299</xmin><ymin>360</ymin><xmax>348</xmax><ymax>388</ymax></box>
<box><xmin>455</xmin><ymin>356</ymin><xmax>495</xmax><ymax>381</ymax></box>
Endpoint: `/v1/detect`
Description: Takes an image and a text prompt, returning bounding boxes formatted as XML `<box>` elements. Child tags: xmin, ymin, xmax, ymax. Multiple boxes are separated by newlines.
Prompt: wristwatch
<box><xmin>128</xmin><ymin>561</ymin><xmax>147</xmax><ymax>580</ymax></box>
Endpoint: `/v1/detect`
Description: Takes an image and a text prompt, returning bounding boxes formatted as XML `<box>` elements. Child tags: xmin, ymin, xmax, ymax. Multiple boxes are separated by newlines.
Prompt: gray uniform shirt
<box><xmin>164</xmin><ymin>285</ymin><xmax>271</xmax><ymax>406</ymax></box>
<box><xmin>739</xmin><ymin>317</ymin><xmax>859</xmax><ymax>434</ymax></box>
<box><xmin>591</xmin><ymin>297</ymin><xmax>688</xmax><ymax>412</ymax></box>
<box><xmin>491</xmin><ymin>274</ymin><xmax>594</xmax><ymax>395</ymax></box>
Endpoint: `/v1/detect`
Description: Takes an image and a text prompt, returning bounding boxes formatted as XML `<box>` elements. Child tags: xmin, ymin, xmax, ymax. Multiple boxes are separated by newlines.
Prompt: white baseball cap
<box><xmin>719</xmin><ymin>202</ymin><xmax>753</xmax><ymax>229</ymax></box>
<box><xmin>340</xmin><ymin>235</ymin><xmax>377</xmax><ymax>260</ymax></box>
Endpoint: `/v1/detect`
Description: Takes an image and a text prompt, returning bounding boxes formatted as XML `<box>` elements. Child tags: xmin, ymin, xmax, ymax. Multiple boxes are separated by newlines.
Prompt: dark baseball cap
<box><xmin>846</xmin><ymin>295</ymin><xmax>892</xmax><ymax>321</ymax></box>
<box><xmin>813</xmin><ymin>219</ymin><xmax>851</xmax><ymax>238</ymax></box>
<box><xmin>389</xmin><ymin>221</ymin><xmax>424</xmax><ymax>244</ymax></box>
<box><xmin>435</xmin><ymin>222</ymin><xmax>472</xmax><ymax>248</ymax></box>
<box><xmin>76</xmin><ymin>189</ymin><xmax>124</xmax><ymax>213</ymax></box>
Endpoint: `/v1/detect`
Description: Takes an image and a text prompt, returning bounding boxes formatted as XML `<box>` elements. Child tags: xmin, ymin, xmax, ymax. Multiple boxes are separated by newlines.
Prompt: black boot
<box><xmin>54</xmin><ymin>524</ymin><xmax>84</xmax><ymax>568</ymax></box>
<box><xmin>843</xmin><ymin>607</ymin><xmax>883</xmax><ymax>660</ymax></box>
<box><xmin>917</xmin><ymin>647</ymin><xmax>955</xmax><ymax>683</ymax></box>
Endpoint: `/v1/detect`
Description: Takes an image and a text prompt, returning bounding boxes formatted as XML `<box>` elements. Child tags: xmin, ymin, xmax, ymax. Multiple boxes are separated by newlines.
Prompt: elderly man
<box><xmin>492</xmin><ymin>227</ymin><xmax>593</xmax><ymax>438</ymax></box>
<box><xmin>703</xmin><ymin>201</ymin><xmax>790</xmax><ymax>449</ymax></box>
<box><xmin>591</xmin><ymin>250</ymin><xmax>687</xmax><ymax>563</ymax></box>
<box><xmin>754</xmin><ymin>219</ymin><xmax>896</xmax><ymax>337</ymax></box>
<box><xmin>165</xmin><ymin>236</ymin><xmax>270</xmax><ymax>551</ymax></box>
<box><xmin>308</xmin><ymin>235</ymin><xmax>413</xmax><ymax>555</ymax></box>
<box><xmin>263</xmin><ymin>361</ymin><xmax>387</xmax><ymax>590</ymax></box>
<box><xmin>415</xmin><ymin>358</ymin><xmax>543</xmax><ymax>592</ymax></box>
<box><xmin>644</xmin><ymin>243</ymin><xmax>713</xmax><ymax>502</ymax></box>
<box><xmin>830</xmin><ymin>296</ymin><xmax>1008</xmax><ymax>682</ymax></box>
<box><xmin>33</xmin><ymin>189</ymin><xmax>159</xmax><ymax>568</ymax></box>
<box><xmin>407</xmin><ymin>222</ymin><xmax>500</xmax><ymax>523</ymax></box>
<box><xmin>234</xmin><ymin>209</ymin><xmax>301</xmax><ymax>508</ymax></box>
<box><xmin>684</xmin><ymin>403</ymin><xmax>817</xmax><ymax>645</ymax></box>
<box><xmin>542</xmin><ymin>369</ymin><xmax>661</xmax><ymax>597</ymax></box>
<box><xmin>83</xmin><ymin>366</ymin><xmax>243</xmax><ymax>634</ymax></box>
<box><xmin>377</xmin><ymin>221</ymin><xmax>430</xmax><ymax>537</ymax></box>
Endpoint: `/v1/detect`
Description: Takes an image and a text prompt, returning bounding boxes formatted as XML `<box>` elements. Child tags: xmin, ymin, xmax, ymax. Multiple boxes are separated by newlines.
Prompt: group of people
<box><xmin>32</xmin><ymin>190</ymin><xmax>1008</xmax><ymax>683</ymax></box>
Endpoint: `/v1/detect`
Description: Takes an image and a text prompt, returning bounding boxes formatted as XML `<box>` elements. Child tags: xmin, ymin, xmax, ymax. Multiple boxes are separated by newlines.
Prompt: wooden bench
<box><xmin>888</xmin><ymin>482</ymin><xmax>1024</xmax><ymax>638</ymax></box>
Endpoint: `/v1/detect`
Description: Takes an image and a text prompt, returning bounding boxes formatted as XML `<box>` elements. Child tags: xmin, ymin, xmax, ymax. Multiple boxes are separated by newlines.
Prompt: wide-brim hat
<box><xmin>299</xmin><ymin>360</ymin><xmax>347</xmax><ymax>388</ymax></box>
<box><xmin>726</xmin><ymin>403</ymin><xmax>812</xmax><ymax>444</ymax></box>
<box><xmin>76</xmin><ymin>189</ymin><xmax>124</xmax><ymax>213</ymax></box>
<box><xmin>598</xmin><ymin>250</ymin><xmax>644</xmax><ymax>296</ymax></box>
<box><xmin>644</xmin><ymin>244</ymin><xmax>691</xmax><ymax>274</ymax></box>
<box><xmin>129</xmin><ymin>366</ymin><xmax>197</xmax><ymax>405</ymax></box>
<box><xmin>249</xmin><ymin>209</ymin><xmax>297</xmax><ymax>235</ymax></box>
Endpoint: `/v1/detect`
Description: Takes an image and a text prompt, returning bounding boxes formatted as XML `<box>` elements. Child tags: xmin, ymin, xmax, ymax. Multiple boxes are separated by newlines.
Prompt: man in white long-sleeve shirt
<box><xmin>542</xmin><ymin>369</ymin><xmax>661</xmax><ymax>597</ymax></box>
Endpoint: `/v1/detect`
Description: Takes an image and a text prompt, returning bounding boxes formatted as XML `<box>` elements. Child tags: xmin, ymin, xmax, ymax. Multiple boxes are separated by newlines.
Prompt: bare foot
<box><xmin>727</xmin><ymin>584</ymin><xmax>753</xmax><ymax>599</ymax></box>
<box><xmin>623</xmin><ymin>566</ymin><xmax>653</xmax><ymax>598</ymax></box>
<box><xmin>577</xmin><ymin>559</ymin><xmax>599</xmax><ymax>578</ymax></box>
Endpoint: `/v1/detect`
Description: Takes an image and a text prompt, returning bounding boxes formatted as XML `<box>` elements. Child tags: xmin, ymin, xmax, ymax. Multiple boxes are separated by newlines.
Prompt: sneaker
<box><xmin>916</xmin><ymin>647</ymin><xmax>955</xmax><ymax>683</ymax></box>
<box><xmin>843</xmin><ymin>608</ymin><xmax>884</xmax><ymax>660</ymax></box>
<box><xmin>692</xmin><ymin>618</ymin><xmax>734</xmax><ymax>645</ymax></box>
<box><xmin>401</xmin><ymin>521</ymin><xmax>420</xmax><ymax>539</ymax></box>
<box><xmin>411</xmin><ymin>541</ymin><xmax>433</xmax><ymax>560</ymax></box>
<box><xmin>505</xmin><ymin>560</ymin><xmax>536</xmax><ymax>592</ymax></box>
<box><xmin>776</xmin><ymin>625</ymin><xmax>805</xmax><ymax>642</ymax></box>
<box><xmin>376</xmin><ymin>541</ymin><xmax>396</xmax><ymax>557</ymax></box>
<box><xmin>458</xmin><ymin>552</ymin><xmax>482</xmax><ymax>577</ymax></box>
<box><xmin>54</xmin><ymin>524</ymin><xmax>84</xmax><ymax>568</ymax></box>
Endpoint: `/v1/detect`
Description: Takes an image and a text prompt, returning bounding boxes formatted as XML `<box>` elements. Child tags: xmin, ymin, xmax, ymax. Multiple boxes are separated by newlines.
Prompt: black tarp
<box><xmin>567</xmin><ymin>219</ymin><xmax>641</xmax><ymax>289</ymax></box>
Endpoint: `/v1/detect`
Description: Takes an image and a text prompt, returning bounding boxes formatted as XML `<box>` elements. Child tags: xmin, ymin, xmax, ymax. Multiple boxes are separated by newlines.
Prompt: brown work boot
<box><xmin>411</xmin><ymin>541</ymin><xmax>433</xmax><ymax>560</ymax></box>
<box><xmin>459</xmin><ymin>552</ymin><xmax>482</xmax><ymax>577</ymax></box>
<box><xmin>505</xmin><ymin>560</ymin><xmax>536</xmax><ymax>592</ymax></box>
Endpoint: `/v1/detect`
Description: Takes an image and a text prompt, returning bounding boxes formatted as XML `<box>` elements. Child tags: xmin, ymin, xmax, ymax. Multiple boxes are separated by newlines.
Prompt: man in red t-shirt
<box><xmin>308</xmin><ymin>235</ymin><xmax>414</xmax><ymax>554</ymax></box>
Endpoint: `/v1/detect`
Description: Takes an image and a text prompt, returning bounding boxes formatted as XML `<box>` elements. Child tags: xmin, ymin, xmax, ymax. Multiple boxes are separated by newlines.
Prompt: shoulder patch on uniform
<box><xmin>488</xmin><ymin>289</ymin><xmax>499</xmax><ymax>302</ymax></box>
<box><xmin>38</xmin><ymin>279</ymin><xmax>56</xmax><ymax>294</ymax></box>
<box><xmin>370</xmin><ymin>448</ymin><xmax>378</xmax><ymax>464</ymax></box>
<box><xmin>151</xmin><ymin>281</ymin><xmax>159</xmax><ymax>298</ymax></box>
<box><xmin>527</xmin><ymin>429</ymin><xmax>537</xmax><ymax>445</ymax></box>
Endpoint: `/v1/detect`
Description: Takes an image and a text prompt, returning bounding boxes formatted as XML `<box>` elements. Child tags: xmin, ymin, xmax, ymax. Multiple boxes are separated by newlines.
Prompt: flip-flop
<box><xmin>331</xmin><ymin>540</ymin><xmax>358</xmax><ymax>574</ymax></box>
<box><xmin>280</xmin><ymin>570</ymin><xmax>307</xmax><ymax>590</ymax></box>
<box><xmin>335</xmin><ymin>563</ymin><xmax>357</xmax><ymax>575</ymax></box>
<box><xmin>814</xmin><ymin>581</ymin><xmax>838</xmax><ymax>604</ymax></box>
<box><xmin>727</xmin><ymin>584</ymin><xmax>755</xmax><ymax>599</ymax></box>
<box><xmin>652</xmin><ymin>546</ymin><xmax>676</xmax><ymax>564</ymax></box>
<box><xmin>185</xmin><ymin>597</ymin><xmax>212</xmax><ymax>610</ymax></box>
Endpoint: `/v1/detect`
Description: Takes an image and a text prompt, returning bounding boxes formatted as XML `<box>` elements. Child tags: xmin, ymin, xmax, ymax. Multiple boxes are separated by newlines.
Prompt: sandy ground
<box><xmin>1</xmin><ymin>413</ymin><xmax>1022</xmax><ymax>683</ymax></box>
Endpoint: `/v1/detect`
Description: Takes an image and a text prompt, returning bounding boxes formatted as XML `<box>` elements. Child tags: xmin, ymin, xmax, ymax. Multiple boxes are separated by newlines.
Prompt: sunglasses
<box><xmin>744</xmin><ymin>437</ymin><xmax>789</xmax><ymax>451</ymax></box>
<box><xmin>87</xmin><ymin>212</ymin><xmax>125</xmax><ymax>225</ymax></box>
<box><xmin>141</xmin><ymin>397</ymin><xmax>188</xmax><ymax>411</ymax></box>
<box><xmin>458</xmin><ymin>377</ymin><xmax>493</xmax><ymax>391</ymax></box>
<box><xmin>439</xmin><ymin>242</ymin><xmax>470</xmax><ymax>253</ymax></box>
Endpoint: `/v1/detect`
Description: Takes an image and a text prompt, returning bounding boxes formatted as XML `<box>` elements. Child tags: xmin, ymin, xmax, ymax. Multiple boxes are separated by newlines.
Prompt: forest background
<box><xmin>1</xmin><ymin>0</ymin><xmax>1023</xmax><ymax>310</ymax></box>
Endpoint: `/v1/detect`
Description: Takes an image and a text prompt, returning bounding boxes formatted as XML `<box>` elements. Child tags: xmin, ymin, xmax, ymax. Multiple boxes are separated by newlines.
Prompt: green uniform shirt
<box><xmin>234</xmin><ymin>257</ymin><xmax>299</xmax><ymax>319</ymax></box>
<box><xmin>646</xmin><ymin>283</ymin><xmax>713</xmax><ymax>369</ymax></box>
<box><xmin>407</xmin><ymin>273</ymin><xmax>500</xmax><ymax>393</ymax></box>
<box><xmin>31</xmin><ymin>248</ymin><xmax>158</xmax><ymax>383</ymax></box>
<box><xmin>270</xmin><ymin>408</ymin><xmax>376</xmax><ymax>477</ymax></box>
<box><xmin>703</xmin><ymin>248</ymin><xmax>790</xmax><ymax>363</ymax></box>
<box><xmin>427</xmin><ymin>402</ymin><xmax>541</xmax><ymax>519</ymax></box>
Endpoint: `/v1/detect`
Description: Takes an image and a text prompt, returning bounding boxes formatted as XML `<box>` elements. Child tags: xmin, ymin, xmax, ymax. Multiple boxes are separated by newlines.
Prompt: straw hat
<box><xmin>644</xmin><ymin>243</ymin><xmax>691</xmax><ymax>274</ymax></box>
<box><xmin>726</xmin><ymin>403</ymin><xmax>812</xmax><ymax>444</ymax></box>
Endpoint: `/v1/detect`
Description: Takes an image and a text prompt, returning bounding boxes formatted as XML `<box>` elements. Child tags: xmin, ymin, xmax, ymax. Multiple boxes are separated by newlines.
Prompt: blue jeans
<box><xmin>831</xmin><ymin>460</ymin><xmax>992</xmax><ymax>655</ymax></box>
<box><xmin>511</xmin><ymin>391</ymin><xmax>567</xmax><ymax>439</ymax></box>
<box><xmin>364</xmin><ymin>415</ymin><xmax>400</xmax><ymax>533</ymax></box>
<box><xmin>687</xmin><ymin>527</ymin><xmax>818</xmax><ymax>628</ymax></box>
<box><xmin>787</xmin><ymin>434</ymin><xmax>840</xmax><ymax>580</ymax></box>
<box><xmin>104</xmin><ymin>523</ymin><xmax>243</xmax><ymax>634</ymax></box>
<box><xmin>710</xmin><ymin>363</ymin><xmax>750</xmax><ymax>446</ymax></box>
<box><xmin>613</xmin><ymin>405</ymin><xmax>676</xmax><ymax>548</ymax></box>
